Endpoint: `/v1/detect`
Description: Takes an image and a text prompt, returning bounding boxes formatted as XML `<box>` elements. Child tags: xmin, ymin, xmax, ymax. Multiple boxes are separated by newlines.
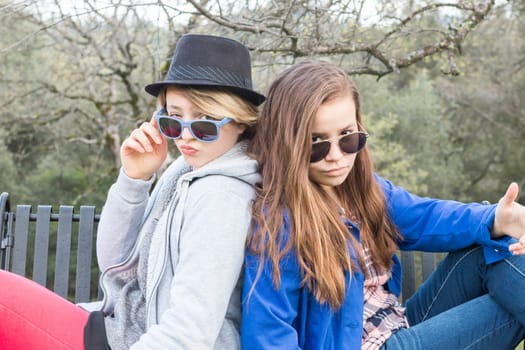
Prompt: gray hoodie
<box><xmin>94</xmin><ymin>141</ymin><xmax>260</xmax><ymax>349</ymax></box>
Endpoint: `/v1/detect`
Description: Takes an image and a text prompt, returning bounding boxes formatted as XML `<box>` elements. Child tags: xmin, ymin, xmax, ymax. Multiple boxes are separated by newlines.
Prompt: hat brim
<box><xmin>144</xmin><ymin>80</ymin><xmax>265</xmax><ymax>106</ymax></box>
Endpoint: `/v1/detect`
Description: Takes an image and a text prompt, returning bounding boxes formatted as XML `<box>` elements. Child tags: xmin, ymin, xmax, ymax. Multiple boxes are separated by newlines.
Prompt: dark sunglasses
<box><xmin>310</xmin><ymin>131</ymin><xmax>368</xmax><ymax>163</ymax></box>
<box><xmin>155</xmin><ymin>108</ymin><xmax>232</xmax><ymax>142</ymax></box>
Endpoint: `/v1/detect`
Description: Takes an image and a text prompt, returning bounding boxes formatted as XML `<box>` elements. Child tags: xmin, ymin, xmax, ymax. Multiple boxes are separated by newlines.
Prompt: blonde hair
<box><xmin>247</xmin><ymin>61</ymin><xmax>400</xmax><ymax>309</ymax></box>
<box><xmin>158</xmin><ymin>85</ymin><xmax>259</xmax><ymax>139</ymax></box>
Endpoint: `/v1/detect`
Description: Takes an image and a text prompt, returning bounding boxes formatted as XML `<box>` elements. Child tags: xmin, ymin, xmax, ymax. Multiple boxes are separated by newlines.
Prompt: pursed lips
<box><xmin>179</xmin><ymin>144</ymin><xmax>198</xmax><ymax>155</ymax></box>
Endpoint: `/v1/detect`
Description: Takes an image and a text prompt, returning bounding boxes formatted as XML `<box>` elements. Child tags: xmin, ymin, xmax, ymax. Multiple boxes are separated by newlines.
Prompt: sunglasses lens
<box><xmin>157</xmin><ymin>116</ymin><xmax>219</xmax><ymax>142</ymax></box>
<box><xmin>158</xmin><ymin>117</ymin><xmax>182</xmax><ymax>138</ymax></box>
<box><xmin>190</xmin><ymin>121</ymin><xmax>219</xmax><ymax>141</ymax></box>
<box><xmin>310</xmin><ymin>133</ymin><xmax>367</xmax><ymax>163</ymax></box>
<box><xmin>310</xmin><ymin>141</ymin><xmax>331</xmax><ymax>163</ymax></box>
<box><xmin>339</xmin><ymin>132</ymin><xmax>367</xmax><ymax>154</ymax></box>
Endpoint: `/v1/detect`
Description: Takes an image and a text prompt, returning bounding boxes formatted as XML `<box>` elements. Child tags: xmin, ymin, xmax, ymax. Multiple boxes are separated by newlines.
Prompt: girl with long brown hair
<box><xmin>241</xmin><ymin>60</ymin><xmax>525</xmax><ymax>350</ymax></box>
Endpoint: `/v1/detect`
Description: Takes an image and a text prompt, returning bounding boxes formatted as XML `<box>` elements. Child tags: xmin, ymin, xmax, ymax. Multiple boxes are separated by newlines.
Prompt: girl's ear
<box><xmin>235</xmin><ymin>123</ymin><xmax>247</xmax><ymax>136</ymax></box>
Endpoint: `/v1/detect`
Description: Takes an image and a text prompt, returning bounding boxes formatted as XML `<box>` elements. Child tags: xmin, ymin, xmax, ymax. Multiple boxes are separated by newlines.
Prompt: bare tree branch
<box><xmin>183</xmin><ymin>0</ymin><xmax>494</xmax><ymax>78</ymax></box>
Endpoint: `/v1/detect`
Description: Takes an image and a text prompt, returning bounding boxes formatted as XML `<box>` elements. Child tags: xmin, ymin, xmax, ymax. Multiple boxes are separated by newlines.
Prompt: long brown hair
<box><xmin>247</xmin><ymin>60</ymin><xmax>400</xmax><ymax>309</ymax></box>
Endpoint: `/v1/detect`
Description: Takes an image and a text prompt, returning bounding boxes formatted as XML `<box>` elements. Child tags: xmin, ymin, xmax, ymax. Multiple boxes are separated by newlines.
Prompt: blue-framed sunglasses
<box><xmin>155</xmin><ymin>108</ymin><xmax>232</xmax><ymax>142</ymax></box>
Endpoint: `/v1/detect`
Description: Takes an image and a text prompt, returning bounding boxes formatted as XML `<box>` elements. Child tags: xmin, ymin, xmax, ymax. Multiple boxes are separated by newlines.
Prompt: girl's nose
<box><xmin>324</xmin><ymin>141</ymin><xmax>344</xmax><ymax>161</ymax></box>
<box><xmin>180</xmin><ymin>126</ymin><xmax>193</xmax><ymax>140</ymax></box>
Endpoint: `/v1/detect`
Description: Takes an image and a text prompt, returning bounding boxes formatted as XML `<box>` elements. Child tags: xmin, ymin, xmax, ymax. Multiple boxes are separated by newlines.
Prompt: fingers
<box><xmin>509</xmin><ymin>233</ymin><xmax>525</xmax><ymax>255</ymax></box>
<box><xmin>150</xmin><ymin>111</ymin><xmax>159</xmax><ymax>126</ymax></box>
<box><xmin>122</xmin><ymin>121</ymin><xmax>163</xmax><ymax>153</ymax></box>
<box><xmin>120</xmin><ymin>118</ymin><xmax>168</xmax><ymax>180</ymax></box>
<box><xmin>509</xmin><ymin>242</ymin><xmax>525</xmax><ymax>255</ymax></box>
<box><xmin>500</xmin><ymin>182</ymin><xmax>519</xmax><ymax>207</ymax></box>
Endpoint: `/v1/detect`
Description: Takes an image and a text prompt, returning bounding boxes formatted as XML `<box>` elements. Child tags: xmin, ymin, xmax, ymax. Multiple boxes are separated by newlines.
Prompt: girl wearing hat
<box><xmin>241</xmin><ymin>60</ymin><xmax>525</xmax><ymax>349</ymax></box>
<box><xmin>0</xmin><ymin>34</ymin><xmax>264</xmax><ymax>350</ymax></box>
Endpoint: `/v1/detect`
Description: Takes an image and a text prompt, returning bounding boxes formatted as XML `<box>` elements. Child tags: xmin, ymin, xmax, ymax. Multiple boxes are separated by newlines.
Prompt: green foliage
<box><xmin>18</xmin><ymin>153</ymin><xmax>116</xmax><ymax>208</ymax></box>
<box><xmin>433</xmin><ymin>5</ymin><xmax>525</xmax><ymax>203</ymax></box>
<box><xmin>364</xmin><ymin>111</ymin><xmax>429</xmax><ymax>194</ymax></box>
<box><xmin>0</xmin><ymin>130</ymin><xmax>18</xmax><ymax>195</ymax></box>
<box><xmin>0</xmin><ymin>0</ymin><xmax>523</xmax><ymax>209</ymax></box>
<box><xmin>357</xmin><ymin>72</ymin><xmax>460</xmax><ymax>197</ymax></box>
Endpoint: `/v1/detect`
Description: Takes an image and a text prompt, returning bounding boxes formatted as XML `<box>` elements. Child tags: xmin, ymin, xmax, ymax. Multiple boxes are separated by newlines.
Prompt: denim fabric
<box><xmin>382</xmin><ymin>246</ymin><xmax>525</xmax><ymax>350</ymax></box>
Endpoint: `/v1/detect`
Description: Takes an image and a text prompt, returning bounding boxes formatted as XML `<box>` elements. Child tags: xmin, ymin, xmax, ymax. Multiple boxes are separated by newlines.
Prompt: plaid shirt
<box><xmin>361</xmin><ymin>246</ymin><xmax>408</xmax><ymax>350</ymax></box>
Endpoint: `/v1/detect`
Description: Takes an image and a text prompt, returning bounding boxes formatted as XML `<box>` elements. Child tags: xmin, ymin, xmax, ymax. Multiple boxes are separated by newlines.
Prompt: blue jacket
<box><xmin>241</xmin><ymin>176</ymin><xmax>513</xmax><ymax>350</ymax></box>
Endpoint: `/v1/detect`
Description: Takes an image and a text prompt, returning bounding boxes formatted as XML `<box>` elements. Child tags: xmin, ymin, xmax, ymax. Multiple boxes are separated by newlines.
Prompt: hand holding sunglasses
<box><xmin>119</xmin><ymin>114</ymin><xmax>168</xmax><ymax>181</ymax></box>
<box><xmin>155</xmin><ymin>108</ymin><xmax>232</xmax><ymax>142</ymax></box>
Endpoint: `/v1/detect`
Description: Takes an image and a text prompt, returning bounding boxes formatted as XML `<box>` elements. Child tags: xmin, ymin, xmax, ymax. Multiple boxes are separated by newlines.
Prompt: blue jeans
<box><xmin>382</xmin><ymin>246</ymin><xmax>525</xmax><ymax>350</ymax></box>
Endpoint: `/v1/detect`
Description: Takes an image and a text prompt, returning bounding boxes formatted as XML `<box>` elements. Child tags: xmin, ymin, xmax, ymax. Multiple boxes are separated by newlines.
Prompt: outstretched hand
<box><xmin>120</xmin><ymin>113</ymin><xmax>168</xmax><ymax>180</ymax></box>
<box><xmin>493</xmin><ymin>182</ymin><xmax>525</xmax><ymax>255</ymax></box>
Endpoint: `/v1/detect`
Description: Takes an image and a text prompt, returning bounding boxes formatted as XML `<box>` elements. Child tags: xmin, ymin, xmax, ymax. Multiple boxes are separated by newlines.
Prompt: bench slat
<box><xmin>75</xmin><ymin>206</ymin><xmax>96</xmax><ymax>303</ymax></box>
<box><xmin>33</xmin><ymin>205</ymin><xmax>52</xmax><ymax>286</ymax></box>
<box><xmin>11</xmin><ymin>205</ymin><xmax>31</xmax><ymax>276</ymax></box>
<box><xmin>400</xmin><ymin>251</ymin><xmax>416</xmax><ymax>300</ymax></box>
<box><xmin>421</xmin><ymin>252</ymin><xmax>436</xmax><ymax>281</ymax></box>
<box><xmin>54</xmin><ymin>206</ymin><xmax>73</xmax><ymax>298</ymax></box>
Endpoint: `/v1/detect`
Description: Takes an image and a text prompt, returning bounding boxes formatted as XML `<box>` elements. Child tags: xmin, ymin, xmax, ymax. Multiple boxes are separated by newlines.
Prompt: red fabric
<box><xmin>0</xmin><ymin>270</ymin><xmax>89</xmax><ymax>349</ymax></box>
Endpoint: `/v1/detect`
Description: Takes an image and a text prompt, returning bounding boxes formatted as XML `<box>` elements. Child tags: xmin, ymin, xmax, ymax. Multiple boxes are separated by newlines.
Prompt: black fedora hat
<box><xmin>145</xmin><ymin>34</ymin><xmax>265</xmax><ymax>106</ymax></box>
